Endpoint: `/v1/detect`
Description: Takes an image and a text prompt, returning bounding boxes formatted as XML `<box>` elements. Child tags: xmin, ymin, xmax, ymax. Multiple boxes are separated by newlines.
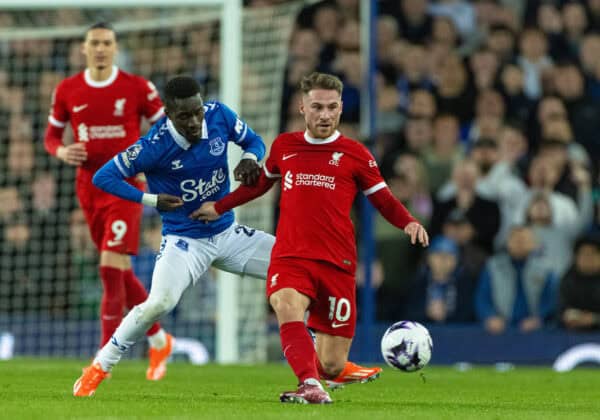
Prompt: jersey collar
<box><xmin>304</xmin><ymin>130</ymin><xmax>341</xmax><ymax>144</ymax></box>
<box><xmin>167</xmin><ymin>118</ymin><xmax>209</xmax><ymax>150</ymax></box>
<box><xmin>84</xmin><ymin>65</ymin><xmax>119</xmax><ymax>88</ymax></box>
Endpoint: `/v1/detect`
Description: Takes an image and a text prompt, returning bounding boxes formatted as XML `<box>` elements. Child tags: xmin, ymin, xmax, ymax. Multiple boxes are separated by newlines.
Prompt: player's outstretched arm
<box><xmin>189</xmin><ymin>170</ymin><xmax>275</xmax><ymax>221</ymax></box>
<box><xmin>368</xmin><ymin>187</ymin><xmax>429</xmax><ymax>247</ymax></box>
<box><xmin>93</xmin><ymin>158</ymin><xmax>183</xmax><ymax>211</ymax></box>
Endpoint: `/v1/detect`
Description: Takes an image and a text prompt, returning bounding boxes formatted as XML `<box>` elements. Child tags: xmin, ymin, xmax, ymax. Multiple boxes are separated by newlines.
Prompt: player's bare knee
<box><xmin>270</xmin><ymin>299</ymin><xmax>303</xmax><ymax>321</ymax></box>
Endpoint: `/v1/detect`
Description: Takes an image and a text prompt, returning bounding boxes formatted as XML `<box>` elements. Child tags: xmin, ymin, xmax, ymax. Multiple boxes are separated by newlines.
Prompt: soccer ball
<box><xmin>380</xmin><ymin>321</ymin><xmax>432</xmax><ymax>372</ymax></box>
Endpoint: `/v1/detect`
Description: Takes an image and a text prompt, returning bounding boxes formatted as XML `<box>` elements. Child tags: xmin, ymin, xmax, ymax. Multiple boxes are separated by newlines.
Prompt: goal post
<box><xmin>0</xmin><ymin>0</ymin><xmax>301</xmax><ymax>363</ymax></box>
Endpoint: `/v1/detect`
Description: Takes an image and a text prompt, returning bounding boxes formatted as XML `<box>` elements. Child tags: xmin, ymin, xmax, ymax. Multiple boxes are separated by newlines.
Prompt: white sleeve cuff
<box><xmin>241</xmin><ymin>152</ymin><xmax>258</xmax><ymax>161</ymax></box>
<box><xmin>141</xmin><ymin>193</ymin><xmax>158</xmax><ymax>207</ymax></box>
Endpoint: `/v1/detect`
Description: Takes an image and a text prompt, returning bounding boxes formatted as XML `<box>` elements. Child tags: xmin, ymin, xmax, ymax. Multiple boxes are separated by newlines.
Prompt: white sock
<box><xmin>147</xmin><ymin>328</ymin><xmax>167</xmax><ymax>349</ymax></box>
<box><xmin>304</xmin><ymin>378</ymin><xmax>323</xmax><ymax>390</ymax></box>
<box><xmin>94</xmin><ymin>306</ymin><xmax>151</xmax><ymax>372</ymax></box>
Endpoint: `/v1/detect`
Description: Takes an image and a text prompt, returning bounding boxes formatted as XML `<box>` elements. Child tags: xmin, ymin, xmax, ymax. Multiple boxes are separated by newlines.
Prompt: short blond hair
<box><xmin>299</xmin><ymin>72</ymin><xmax>344</xmax><ymax>95</ymax></box>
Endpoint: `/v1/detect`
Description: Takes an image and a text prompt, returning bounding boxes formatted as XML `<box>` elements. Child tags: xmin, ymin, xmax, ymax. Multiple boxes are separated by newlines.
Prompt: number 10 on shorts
<box><xmin>328</xmin><ymin>296</ymin><xmax>351</xmax><ymax>325</ymax></box>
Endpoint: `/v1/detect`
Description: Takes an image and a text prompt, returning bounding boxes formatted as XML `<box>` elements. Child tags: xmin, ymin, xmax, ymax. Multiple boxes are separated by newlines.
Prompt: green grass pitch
<box><xmin>1</xmin><ymin>359</ymin><xmax>599</xmax><ymax>419</ymax></box>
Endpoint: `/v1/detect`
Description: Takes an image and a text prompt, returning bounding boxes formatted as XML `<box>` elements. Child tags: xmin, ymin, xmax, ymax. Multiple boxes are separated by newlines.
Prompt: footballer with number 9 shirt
<box><xmin>43</xmin><ymin>22</ymin><xmax>173</xmax><ymax>381</ymax></box>
<box><xmin>194</xmin><ymin>72</ymin><xmax>430</xmax><ymax>404</ymax></box>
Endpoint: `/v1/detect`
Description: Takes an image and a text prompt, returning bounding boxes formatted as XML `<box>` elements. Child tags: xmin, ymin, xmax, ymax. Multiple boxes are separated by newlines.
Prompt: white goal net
<box><xmin>0</xmin><ymin>1</ymin><xmax>302</xmax><ymax>362</ymax></box>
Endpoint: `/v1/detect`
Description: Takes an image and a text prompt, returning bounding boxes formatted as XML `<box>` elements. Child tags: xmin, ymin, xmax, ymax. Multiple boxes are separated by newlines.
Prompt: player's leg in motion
<box><xmin>235</xmin><ymin>227</ymin><xmax>381</xmax><ymax>390</ymax></box>
<box><xmin>316</xmin><ymin>332</ymin><xmax>381</xmax><ymax>390</ymax></box>
<box><xmin>121</xmin><ymin>265</ymin><xmax>171</xmax><ymax>380</ymax></box>
<box><xmin>270</xmin><ymin>288</ymin><xmax>332</xmax><ymax>404</ymax></box>
<box><xmin>73</xmin><ymin>247</ymin><xmax>192</xmax><ymax>397</ymax></box>
<box><xmin>99</xmin><ymin>204</ymin><xmax>171</xmax><ymax>380</ymax></box>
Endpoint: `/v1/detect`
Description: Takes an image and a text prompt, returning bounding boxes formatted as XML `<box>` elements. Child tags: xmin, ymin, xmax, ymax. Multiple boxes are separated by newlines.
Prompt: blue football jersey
<box><xmin>94</xmin><ymin>101</ymin><xmax>265</xmax><ymax>238</ymax></box>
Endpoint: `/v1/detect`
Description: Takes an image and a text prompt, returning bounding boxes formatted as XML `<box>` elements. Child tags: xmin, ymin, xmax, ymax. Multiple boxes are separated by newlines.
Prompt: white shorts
<box><xmin>154</xmin><ymin>223</ymin><xmax>274</xmax><ymax>290</ymax></box>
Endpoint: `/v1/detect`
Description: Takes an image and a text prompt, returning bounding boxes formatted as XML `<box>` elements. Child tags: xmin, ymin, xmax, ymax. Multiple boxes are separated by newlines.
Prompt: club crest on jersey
<box><xmin>113</xmin><ymin>98</ymin><xmax>126</xmax><ymax>116</ymax></box>
<box><xmin>209</xmin><ymin>137</ymin><xmax>225</xmax><ymax>156</ymax></box>
<box><xmin>125</xmin><ymin>144</ymin><xmax>142</xmax><ymax>161</ymax></box>
<box><xmin>329</xmin><ymin>152</ymin><xmax>344</xmax><ymax>166</ymax></box>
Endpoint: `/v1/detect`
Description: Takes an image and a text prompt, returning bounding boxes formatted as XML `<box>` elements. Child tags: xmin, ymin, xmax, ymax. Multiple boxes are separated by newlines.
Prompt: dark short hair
<box><xmin>86</xmin><ymin>22</ymin><xmax>116</xmax><ymax>39</ymax></box>
<box><xmin>299</xmin><ymin>72</ymin><xmax>343</xmax><ymax>95</ymax></box>
<box><xmin>164</xmin><ymin>76</ymin><xmax>202</xmax><ymax>105</ymax></box>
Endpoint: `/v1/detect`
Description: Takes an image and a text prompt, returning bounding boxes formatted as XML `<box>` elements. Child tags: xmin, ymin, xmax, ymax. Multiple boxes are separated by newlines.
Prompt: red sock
<box><xmin>99</xmin><ymin>266</ymin><xmax>126</xmax><ymax>346</ymax></box>
<box><xmin>122</xmin><ymin>269</ymin><xmax>160</xmax><ymax>336</ymax></box>
<box><xmin>280</xmin><ymin>321</ymin><xmax>319</xmax><ymax>384</ymax></box>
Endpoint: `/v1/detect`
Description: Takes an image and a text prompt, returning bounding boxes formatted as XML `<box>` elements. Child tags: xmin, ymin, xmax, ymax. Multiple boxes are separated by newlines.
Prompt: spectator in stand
<box><xmin>525</xmin><ymin>162</ymin><xmax>593</xmax><ymax>279</ymax></box>
<box><xmin>561</xmin><ymin>1</ymin><xmax>589</xmax><ymax>59</ymax></box>
<box><xmin>497</xmin><ymin>122</ymin><xmax>529</xmax><ymax>177</ymax></box>
<box><xmin>380</xmin><ymin>0</ymin><xmax>433</xmax><ymax>44</ymax></box>
<box><xmin>408</xmin><ymin>89</ymin><xmax>437</xmax><ymax>120</ymax></box>
<box><xmin>535</xmin><ymin>2</ymin><xmax>570</xmax><ymax>61</ymax></box>
<box><xmin>403</xmin><ymin>235</ymin><xmax>476</xmax><ymax>324</ymax></box>
<box><xmin>433</xmin><ymin>53</ymin><xmax>475</xmax><ymax>124</ymax></box>
<box><xmin>552</xmin><ymin>62</ymin><xmax>600</xmax><ymax>158</ymax></box>
<box><xmin>578</xmin><ymin>33</ymin><xmax>600</xmax><ymax>101</ymax></box>
<box><xmin>429</xmin><ymin>15</ymin><xmax>461</xmax><ymax>54</ymax></box>
<box><xmin>540</xmin><ymin>116</ymin><xmax>590</xmax><ymax>167</ymax></box>
<box><xmin>439</xmin><ymin>135</ymin><xmax>527</xmax><ymax>249</ymax></box>
<box><xmin>423</xmin><ymin>113</ymin><xmax>464</xmax><ymax>194</ymax></box>
<box><xmin>396</xmin><ymin>44</ymin><xmax>434</xmax><ymax>113</ymax></box>
<box><xmin>519</xmin><ymin>156</ymin><xmax>578</xmax><ymax>228</ymax></box>
<box><xmin>499</xmin><ymin>64</ymin><xmax>535</xmax><ymax>125</ymax></box>
<box><xmin>469</xmin><ymin>48</ymin><xmax>500</xmax><ymax>91</ymax></box>
<box><xmin>486</xmin><ymin>23</ymin><xmax>517</xmax><ymax>64</ymax></box>
<box><xmin>560</xmin><ymin>235</ymin><xmax>600</xmax><ymax>330</ymax></box>
<box><xmin>517</xmin><ymin>27</ymin><xmax>553</xmax><ymax>100</ymax></box>
<box><xmin>475</xmin><ymin>225</ymin><xmax>557</xmax><ymax>335</ymax></box>
<box><xmin>442</xmin><ymin>208</ymin><xmax>488</xmax><ymax>280</ymax></box>
<box><xmin>467</xmin><ymin>89</ymin><xmax>506</xmax><ymax>143</ymax></box>
<box><xmin>430</xmin><ymin>159</ymin><xmax>500</xmax><ymax>254</ymax></box>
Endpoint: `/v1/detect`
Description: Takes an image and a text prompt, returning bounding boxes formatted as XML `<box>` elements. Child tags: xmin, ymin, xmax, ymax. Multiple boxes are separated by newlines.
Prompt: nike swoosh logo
<box><xmin>106</xmin><ymin>240</ymin><xmax>122</xmax><ymax>247</ymax></box>
<box><xmin>282</xmin><ymin>153</ymin><xmax>298</xmax><ymax>160</ymax></box>
<box><xmin>331</xmin><ymin>322</ymin><xmax>349</xmax><ymax>328</ymax></box>
<box><xmin>73</xmin><ymin>104</ymin><xmax>88</xmax><ymax>113</ymax></box>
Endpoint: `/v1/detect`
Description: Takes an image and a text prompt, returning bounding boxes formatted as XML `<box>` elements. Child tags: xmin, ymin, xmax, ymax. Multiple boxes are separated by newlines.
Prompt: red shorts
<box><xmin>77</xmin><ymin>173</ymin><xmax>143</xmax><ymax>255</ymax></box>
<box><xmin>267</xmin><ymin>257</ymin><xmax>356</xmax><ymax>338</ymax></box>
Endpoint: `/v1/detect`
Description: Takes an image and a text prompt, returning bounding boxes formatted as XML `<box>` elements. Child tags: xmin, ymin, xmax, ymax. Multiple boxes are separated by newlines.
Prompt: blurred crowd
<box><xmin>280</xmin><ymin>0</ymin><xmax>600</xmax><ymax>333</ymax></box>
<box><xmin>0</xmin><ymin>1</ymin><xmax>599</xmax><ymax>334</ymax></box>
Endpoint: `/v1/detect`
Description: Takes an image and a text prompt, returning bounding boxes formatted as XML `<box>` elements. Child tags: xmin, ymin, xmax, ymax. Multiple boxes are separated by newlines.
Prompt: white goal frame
<box><xmin>0</xmin><ymin>0</ymin><xmax>244</xmax><ymax>364</ymax></box>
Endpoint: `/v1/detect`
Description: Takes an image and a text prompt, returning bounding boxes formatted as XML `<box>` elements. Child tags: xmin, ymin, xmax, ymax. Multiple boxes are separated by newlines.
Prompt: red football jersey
<box><xmin>47</xmin><ymin>66</ymin><xmax>163</xmax><ymax>174</ymax></box>
<box><xmin>264</xmin><ymin>130</ymin><xmax>387</xmax><ymax>274</ymax></box>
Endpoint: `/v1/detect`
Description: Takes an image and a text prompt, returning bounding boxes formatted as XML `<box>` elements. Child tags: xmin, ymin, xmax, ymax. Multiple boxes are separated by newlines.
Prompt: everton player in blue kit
<box><xmin>73</xmin><ymin>76</ymin><xmax>274</xmax><ymax>396</ymax></box>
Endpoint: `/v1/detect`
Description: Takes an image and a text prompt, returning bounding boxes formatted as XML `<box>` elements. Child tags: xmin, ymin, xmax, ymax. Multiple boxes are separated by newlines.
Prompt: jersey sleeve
<box><xmin>354</xmin><ymin>144</ymin><xmax>386</xmax><ymax>196</ymax></box>
<box><xmin>263</xmin><ymin>136</ymin><xmax>282</xmax><ymax>178</ymax></box>
<box><xmin>48</xmin><ymin>81</ymin><xmax>69</xmax><ymax>129</ymax></box>
<box><xmin>112</xmin><ymin>137</ymin><xmax>160</xmax><ymax>178</ymax></box>
<box><xmin>93</xmin><ymin>137</ymin><xmax>160</xmax><ymax>204</ymax></box>
<box><xmin>44</xmin><ymin>81</ymin><xmax>69</xmax><ymax>156</ymax></box>
<box><xmin>218</xmin><ymin>102</ymin><xmax>265</xmax><ymax>161</ymax></box>
<box><xmin>139</xmin><ymin>78</ymin><xmax>164</xmax><ymax>123</ymax></box>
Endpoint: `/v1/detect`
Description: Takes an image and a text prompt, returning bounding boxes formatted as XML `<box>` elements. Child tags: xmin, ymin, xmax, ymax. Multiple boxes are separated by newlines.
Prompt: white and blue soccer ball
<box><xmin>381</xmin><ymin>321</ymin><xmax>433</xmax><ymax>372</ymax></box>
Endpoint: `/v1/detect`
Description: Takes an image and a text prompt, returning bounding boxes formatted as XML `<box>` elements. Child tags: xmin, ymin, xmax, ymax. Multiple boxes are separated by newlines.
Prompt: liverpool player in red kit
<box><xmin>44</xmin><ymin>23</ymin><xmax>173</xmax><ymax>381</ymax></box>
<box><xmin>193</xmin><ymin>72</ymin><xmax>429</xmax><ymax>404</ymax></box>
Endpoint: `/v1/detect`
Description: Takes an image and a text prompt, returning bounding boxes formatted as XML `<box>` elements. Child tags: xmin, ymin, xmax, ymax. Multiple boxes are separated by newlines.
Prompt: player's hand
<box><xmin>404</xmin><ymin>222</ymin><xmax>429</xmax><ymax>247</ymax></box>
<box><xmin>189</xmin><ymin>201</ymin><xmax>220</xmax><ymax>222</ymax></box>
<box><xmin>56</xmin><ymin>143</ymin><xmax>88</xmax><ymax>166</ymax></box>
<box><xmin>234</xmin><ymin>159</ymin><xmax>261</xmax><ymax>186</ymax></box>
<box><xmin>157</xmin><ymin>194</ymin><xmax>184</xmax><ymax>211</ymax></box>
